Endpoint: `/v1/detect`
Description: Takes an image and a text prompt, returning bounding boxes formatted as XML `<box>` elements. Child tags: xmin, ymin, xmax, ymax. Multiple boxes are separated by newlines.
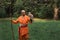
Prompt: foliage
<box><xmin>0</xmin><ymin>0</ymin><xmax>60</xmax><ymax>19</ymax></box>
<box><xmin>0</xmin><ymin>7</ymin><xmax>6</xmax><ymax>18</ymax></box>
<box><xmin>37</xmin><ymin>5</ymin><xmax>54</xmax><ymax>19</ymax></box>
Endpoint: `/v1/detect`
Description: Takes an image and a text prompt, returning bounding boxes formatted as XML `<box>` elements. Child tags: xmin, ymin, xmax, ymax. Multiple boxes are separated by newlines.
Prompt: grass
<box><xmin>0</xmin><ymin>18</ymin><xmax>60</xmax><ymax>40</ymax></box>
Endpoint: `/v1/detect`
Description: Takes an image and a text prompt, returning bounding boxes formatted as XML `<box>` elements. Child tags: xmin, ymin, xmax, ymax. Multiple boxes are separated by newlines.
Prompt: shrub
<box><xmin>38</xmin><ymin>6</ymin><xmax>53</xmax><ymax>19</ymax></box>
<box><xmin>0</xmin><ymin>7</ymin><xmax>6</xmax><ymax>18</ymax></box>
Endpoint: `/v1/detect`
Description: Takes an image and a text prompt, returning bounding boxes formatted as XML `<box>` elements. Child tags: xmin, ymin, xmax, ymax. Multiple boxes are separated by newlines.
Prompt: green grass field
<box><xmin>0</xmin><ymin>18</ymin><xmax>60</xmax><ymax>40</ymax></box>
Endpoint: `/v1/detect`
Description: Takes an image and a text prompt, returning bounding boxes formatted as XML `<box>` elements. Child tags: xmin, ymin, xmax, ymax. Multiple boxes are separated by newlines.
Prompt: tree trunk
<box><xmin>53</xmin><ymin>6</ymin><xmax>59</xmax><ymax>20</ymax></box>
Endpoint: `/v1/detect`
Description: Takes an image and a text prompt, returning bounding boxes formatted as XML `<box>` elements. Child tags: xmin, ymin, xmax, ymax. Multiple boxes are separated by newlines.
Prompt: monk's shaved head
<box><xmin>21</xmin><ymin>10</ymin><xmax>26</xmax><ymax>16</ymax></box>
<box><xmin>21</xmin><ymin>10</ymin><xmax>25</xmax><ymax>12</ymax></box>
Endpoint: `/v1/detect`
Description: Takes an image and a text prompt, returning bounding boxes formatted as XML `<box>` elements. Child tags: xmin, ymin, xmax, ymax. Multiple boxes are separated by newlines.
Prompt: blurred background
<box><xmin>0</xmin><ymin>0</ymin><xmax>60</xmax><ymax>19</ymax></box>
<box><xmin>0</xmin><ymin>0</ymin><xmax>60</xmax><ymax>40</ymax></box>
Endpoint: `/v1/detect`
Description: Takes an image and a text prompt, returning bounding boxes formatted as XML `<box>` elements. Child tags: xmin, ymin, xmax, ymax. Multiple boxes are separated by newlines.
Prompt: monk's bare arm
<box><xmin>12</xmin><ymin>20</ymin><xmax>18</xmax><ymax>24</ymax></box>
<box><xmin>12</xmin><ymin>17</ymin><xmax>20</xmax><ymax>24</ymax></box>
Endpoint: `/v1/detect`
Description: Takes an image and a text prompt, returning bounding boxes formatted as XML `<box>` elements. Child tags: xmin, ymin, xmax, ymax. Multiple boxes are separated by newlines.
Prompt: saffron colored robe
<box><xmin>12</xmin><ymin>15</ymin><xmax>30</xmax><ymax>39</ymax></box>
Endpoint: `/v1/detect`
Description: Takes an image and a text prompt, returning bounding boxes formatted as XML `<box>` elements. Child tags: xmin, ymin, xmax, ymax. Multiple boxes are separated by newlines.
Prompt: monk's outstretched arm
<box><xmin>12</xmin><ymin>17</ymin><xmax>20</xmax><ymax>24</ymax></box>
<box><xmin>12</xmin><ymin>20</ymin><xmax>18</xmax><ymax>24</ymax></box>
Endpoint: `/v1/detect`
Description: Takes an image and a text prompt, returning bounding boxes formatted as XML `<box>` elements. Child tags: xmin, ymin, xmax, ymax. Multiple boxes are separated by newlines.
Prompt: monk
<box><xmin>12</xmin><ymin>10</ymin><xmax>32</xmax><ymax>40</ymax></box>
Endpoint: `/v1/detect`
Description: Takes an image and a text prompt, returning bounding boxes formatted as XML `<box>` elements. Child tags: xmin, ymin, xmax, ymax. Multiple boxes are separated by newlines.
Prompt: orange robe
<box><xmin>12</xmin><ymin>15</ymin><xmax>30</xmax><ymax>40</ymax></box>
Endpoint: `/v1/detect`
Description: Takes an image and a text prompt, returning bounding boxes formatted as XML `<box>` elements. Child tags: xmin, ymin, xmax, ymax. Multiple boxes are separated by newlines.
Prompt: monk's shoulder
<box><xmin>25</xmin><ymin>15</ymin><xmax>30</xmax><ymax>18</ymax></box>
<box><xmin>25</xmin><ymin>15</ymin><xmax>29</xmax><ymax>17</ymax></box>
<box><xmin>17</xmin><ymin>16</ymin><xmax>22</xmax><ymax>19</ymax></box>
<box><xmin>25</xmin><ymin>15</ymin><xmax>30</xmax><ymax>20</ymax></box>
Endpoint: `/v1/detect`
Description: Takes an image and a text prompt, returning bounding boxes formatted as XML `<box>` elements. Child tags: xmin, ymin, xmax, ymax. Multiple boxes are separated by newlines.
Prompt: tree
<box><xmin>0</xmin><ymin>0</ymin><xmax>16</xmax><ymax>17</ymax></box>
<box><xmin>53</xmin><ymin>0</ymin><xmax>59</xmax><ymax>20</ymax></box>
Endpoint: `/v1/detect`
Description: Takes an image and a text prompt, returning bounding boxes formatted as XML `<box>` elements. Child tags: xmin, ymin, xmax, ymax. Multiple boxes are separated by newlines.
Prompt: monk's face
<box><xmin>21</xmin><ymin>12</ymin><xmax>26</xmax><ymax>16</ymax></box>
